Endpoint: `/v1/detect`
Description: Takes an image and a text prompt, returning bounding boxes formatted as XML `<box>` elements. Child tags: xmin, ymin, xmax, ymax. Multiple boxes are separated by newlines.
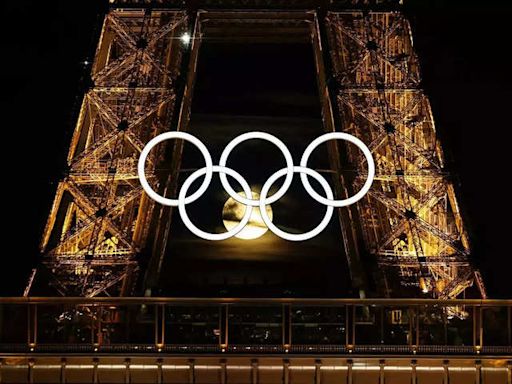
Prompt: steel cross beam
<box><xmin>325</xmin><ymin>11</ymin><xmax>484</xmax><ymax>304</ymax></box>
<box><xmin>30</xmin><ymin>9</ymin><xmax>188</xmax><ymax>297</ymax></box>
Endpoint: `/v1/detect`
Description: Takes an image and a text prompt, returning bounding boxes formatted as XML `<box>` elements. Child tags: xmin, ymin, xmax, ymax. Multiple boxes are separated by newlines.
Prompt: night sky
<box><xmin>157</xmin><ymin>40</ymin><xmax>351</xmax><ymax>297</ymax></box>
<box><xmin>2</xmin><ymin>0</ymin><xmax>511</xmax><ymax>297</ymax></box>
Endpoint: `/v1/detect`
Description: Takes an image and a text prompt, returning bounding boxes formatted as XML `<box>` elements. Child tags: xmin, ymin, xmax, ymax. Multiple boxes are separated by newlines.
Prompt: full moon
<box><xmin>222</xmin><ymin>191</ymin><xmax>273</xmax><ymax>240</ymax></box>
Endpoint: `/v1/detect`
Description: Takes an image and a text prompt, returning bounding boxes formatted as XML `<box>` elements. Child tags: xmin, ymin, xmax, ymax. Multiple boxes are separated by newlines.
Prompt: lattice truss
<box><xmin>326</xmin><ymin>12</ymin><xmax>485</xmax><ymax>299</ymax></box>
<box><xmin>35</xmin><ymin>9</ymin><xmax>188</xmax><ymax>296</ymax></box>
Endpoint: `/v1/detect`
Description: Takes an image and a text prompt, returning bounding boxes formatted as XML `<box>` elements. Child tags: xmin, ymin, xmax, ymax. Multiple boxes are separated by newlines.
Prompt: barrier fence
<box><xmin>0</xmin><ymin>298</ymin><xmax>510</xmax><ymax>355</ymax></box>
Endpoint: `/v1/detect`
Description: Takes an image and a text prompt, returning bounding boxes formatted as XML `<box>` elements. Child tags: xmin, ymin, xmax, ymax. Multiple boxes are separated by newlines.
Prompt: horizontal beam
<box><xmin>109</xmin><ymin>0</ymin><xmax>402</xmax><ymax>11</ymax></box>
<box><xmin>1</xmin><ymin>297</ymin><xmax>510</xmax><ymax>306</ymax></box>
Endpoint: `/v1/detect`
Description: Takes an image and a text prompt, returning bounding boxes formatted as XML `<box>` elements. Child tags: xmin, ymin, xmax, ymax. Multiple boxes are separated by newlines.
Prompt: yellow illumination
<box><xmin>222</xmin><ymin>191</ymin><xmax>272</xmax><ymax>240</ymax></box>
<box><xmin>419</xmin><ymin>277</ymin><xmax>429</xmax><ymax>293</ymax></box>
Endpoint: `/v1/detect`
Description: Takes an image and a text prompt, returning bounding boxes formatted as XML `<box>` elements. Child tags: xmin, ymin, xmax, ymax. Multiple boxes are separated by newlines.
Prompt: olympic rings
<box><xmin>138</xmin><ymin>131</ymin><xmax>213</xmax><ymax>206</ymax></box>
<box><xmin>300</xmin><ymin>132</ymin><xmax>375</xmax><ymax>207</ymax></box>
<box><xmin>138</xmin><ymin>131</ymin><xmax>374</xmax><ymax>241</ymax></box>
<box><xmin>260</xmin><ymin>166</ymin><xmax>334</xmax><ymax>242</ymax></box>
<box><xmin>219</xmin><ymin>131</ymin><xmax>294</xmax><ymax>207</ymax></box>
<box><xmin>179</xmin><ymin>166</ymin><xmax>253</xmax><ymax>241</ymax></box>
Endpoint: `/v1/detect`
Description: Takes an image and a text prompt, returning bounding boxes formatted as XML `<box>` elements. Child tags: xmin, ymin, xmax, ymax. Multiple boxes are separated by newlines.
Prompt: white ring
<box><xmin>179</xmin><ymin>165</ymin><xmax>253</xmax><ymax>241</ymax></box>
<box><xmin>299</xmin><ymin>132</ymin><xmax>375</xmax><ymax>207</ymax></box>
<box><xmin>259</xmin><ymin>166</ymin><xmax>334</xmax><ymax>242</ymax></box>
<box><xmin>137</xmin><ymin>131</ymin><xmax>213</xmax><ymax>207</ymax></box>
<box><xmin>139</xmin><ymin>131</ymin><xmax>375</xmax><ymax>241</ymax></box>
<box><xmin>219</xmin><ymin>132</ymin><xmax>294</xmax><ymax>207</ymax></box>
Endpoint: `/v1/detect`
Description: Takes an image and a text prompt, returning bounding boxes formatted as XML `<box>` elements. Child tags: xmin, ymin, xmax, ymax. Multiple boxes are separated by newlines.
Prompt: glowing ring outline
<box><xmin>138</xmin><ymin>131</ymin><xmax>213</xmax><ymax>207</ymax></box>
<box><xmin>138</xmin><ymin>131</ymin><xmax>375</xmax><ymax>241</ymax></box>
<box><xmin>179</xmin><ymin>166</ymin><xmax>253</xmax><ymax>241</ymax></box>
<box><xmin>219</xmin><ymin>131</ymin><xmax>294</xmax><ymax>207</ymax></box>
<box><xmin>300</xmin><ymin>132</ymin><xmax>375</xmax><ymax>207</ymax></box>
<box><xmin>259</xmin><ymin>166</ymin><xmax>334</xmax><ymax>242</ymax></box>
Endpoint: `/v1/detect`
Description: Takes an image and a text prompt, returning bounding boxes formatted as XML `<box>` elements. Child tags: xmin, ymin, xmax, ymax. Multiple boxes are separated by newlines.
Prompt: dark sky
<box><xmin>156</xmin><ymin>41</ymin><xmax>351</xmax><ymax>297</ymax></box>
<box><xmin>2</xmin><ymin>0</ymin><xmax>511</xmax><ymax>297</ymax></box>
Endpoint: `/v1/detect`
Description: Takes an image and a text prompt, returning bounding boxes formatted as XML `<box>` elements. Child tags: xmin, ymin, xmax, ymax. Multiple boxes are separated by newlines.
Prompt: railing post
<box><xmin>411</xmin><ymin>359</ymin><xmax>417</xmax><ymax>384</ymax></box>
<box><xmin>220</xmin><ymin>359</ymin><xmax>227</xmax><ymax>384</ymax></box>
<box><xmin>155</xmin><ymin>304</ymin><xmax>165</xmax><ymax>349</ymax></box>
<box><xmin>282</xmin><ymin>304</ymin><xmax>291</xmax><ymax>349</ymax></box>
<box><xmin>379</xmin><ymin>307</ymin><xmax>384</xmax><ymax>344</ymax></box>
<box><xmin>28</xmin><ymin>358</ymin><xmax>34</xmax><ymax>384</ymax></box>
<box><xmin>442</xmin><ymin>360</ymin><xmax>449</xmax><ymax>384</ymax></box>
<box><xmin>157</xmin><ymin>358</ymin><xmax>163</xmax><ymax>384</ymax></box>
<box><xmin>60</xmin><ymin>358</ymin><xmax>66</xmax><ymax>384</ymax></box>
<box><xmin>443</xmin><ymin>306</ymin><xmax>448</xmax><ymax>346</ymax></box>
<box><xmin>508</xmin><ymin>306</ymin><xmax>511</xmax><ymax>347</ymax></box>
<box><xmin>347</xmin><ymin>359</ymin><xmax>353</xmax><ymax>384</ymax></box>
<box><xmin>415</xmin><ymin>306</ymin><xmax>419</xmax><ymax>351</ymax></box>
<box><xmin>93</xmin><ymin>305</ymin><xmax>102</xmax><ymax>349</ymax></box>
<box><xmin>345</xmin><ymin>305</ymin><xmax>350</xmax><ymax>349</ymax></box>
<box><xmin>27</xmin><ymin>304</ymin><xmax>37</xmax><ymax>350</ymax></box>
<box><xmin>92</xmin><ymin>357</ymin><xmax>99</xmax><ymax>384</ymax></box>
<box><xmin>125</xmin><ymin>358</ymin><xmax>131</xmax><ymax>384</ymax></box>
<box><xmin>188</xmin><ymin>359</ymin><xmax>195</xmax><ymax>384</ymax></box>
<box><xmin>479</xmin><ymin>306</ymin><xmax>483</xmax><ymax>352</ymax></box>
<box><xmin>283</xmin><ymin>359</ymin><xmax>290</xmax><ymax>384</ymax></box>
<box><xmin>314</xmin><ymin>360</ymin><xmax>322</xmax><ymax>384</ymax></box>
<box><xmin>220</xmin><ymin>304</ymin><xmax>229</xmax><ymax>350</ymax></box>
<box><xmin>379</xmin><ymin>359</ymin><xmax>385</xmax><ymax>384</ymax></box>
<box><xmin>475</xmin><ymin>360</ymin><xmax>481</xmax><ymax>384</ymax></box>
<box><xmin>351</xmin><ymin>305</ymin><xmax>356</xmax><ymax>351</ymax></box>
<box><xmin>251</xmin><ymin>359</ymin><xmax>258</xmax><ymax>384</ymax></box>
<box><xmin>473</xmin><ymin>305</ymin><xmax>482</xmax><ymax>353</ymax></box>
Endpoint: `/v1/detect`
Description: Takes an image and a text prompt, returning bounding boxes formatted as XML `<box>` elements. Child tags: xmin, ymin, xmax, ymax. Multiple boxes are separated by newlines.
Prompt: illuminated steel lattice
<box><xmin>34</xmin><ymin>9</ymin><xmax>188</xmax><ymax>296</ymax></box>
<box><xmin>31</xmin><ymin>2</ymin><xmax>485</xmax><ymax>303</ymax></box>
<box><xmin>326</xmin><ymin>12</ymin><xmax>485</xmax><ymax>299</ymax></box>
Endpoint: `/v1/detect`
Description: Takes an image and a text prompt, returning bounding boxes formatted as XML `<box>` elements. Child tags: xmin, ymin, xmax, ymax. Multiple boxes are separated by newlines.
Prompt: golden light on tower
<box><xmin>222</xmin><ymin>191</ymin><xmax>273</xmax><ymax>240</ymax></box>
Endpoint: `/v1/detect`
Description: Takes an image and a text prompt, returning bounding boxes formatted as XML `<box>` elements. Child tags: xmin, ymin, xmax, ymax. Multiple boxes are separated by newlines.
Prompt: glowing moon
<box><xmin>222</xmin><ymin>191</ymin><xmax>273</xmax><ymax>240</ymax></box>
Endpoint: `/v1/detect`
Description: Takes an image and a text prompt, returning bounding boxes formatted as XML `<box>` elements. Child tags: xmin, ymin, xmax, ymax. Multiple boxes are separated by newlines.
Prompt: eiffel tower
<box><xmin>27</xmin><ymin>0</ymin><xmax>485</xmax><ymax>307</ymax></box>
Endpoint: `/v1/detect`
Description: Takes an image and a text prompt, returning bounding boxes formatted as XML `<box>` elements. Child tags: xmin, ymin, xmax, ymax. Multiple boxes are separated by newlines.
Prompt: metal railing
<box><xmin>0</xmin><ymin>298</ymin><xmax>510</xmax><ymax>355</ymax></box>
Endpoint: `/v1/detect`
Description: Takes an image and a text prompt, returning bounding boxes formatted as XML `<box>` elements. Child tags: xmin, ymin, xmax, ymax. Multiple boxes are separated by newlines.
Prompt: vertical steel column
<box><xmin>312</xmin><ymin>9</ymin><xmax>368</xmax><ymax>294</ymax></box>
<box><xmin>146</xmin><ymin>9</ymin><xmax>201</xmax><ymax>288</ymax></box>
